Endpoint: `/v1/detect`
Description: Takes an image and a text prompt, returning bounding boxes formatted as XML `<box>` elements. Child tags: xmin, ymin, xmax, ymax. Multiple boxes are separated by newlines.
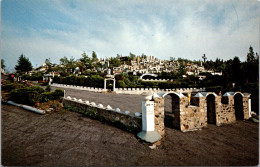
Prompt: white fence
<box><xmin>51</xmin><ymin>83</ymin><xmax>205</xmax><ymax>95</ymax></box>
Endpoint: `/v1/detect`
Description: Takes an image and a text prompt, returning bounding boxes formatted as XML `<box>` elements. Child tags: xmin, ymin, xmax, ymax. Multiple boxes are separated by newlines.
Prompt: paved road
<box><xmin>52</xmin><ymin>86</ymin><xmax>144</xmax><ymax>114</ymax></box>
<box><xmin>51</xmin><ymin>86</ymin><xmax>174</xmax><ymax>114</ymax></box>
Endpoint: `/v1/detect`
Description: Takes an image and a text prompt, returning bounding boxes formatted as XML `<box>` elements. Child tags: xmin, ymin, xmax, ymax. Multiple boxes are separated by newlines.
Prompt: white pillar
<box><xmin>104</xmin><ymin>79</ymin><xmax>106</xmax><ymax>89</ymax></box>
<box><xmin>137</xmin><ymin>92</ymin><xmax>162</xmax><ymax>143</ymax></box>
<box><xmin>113</xmin><ymin>79</ymin><xmax>115</xmax><ymax>91</ymax></box>
<box><xmin>142</xmin><ymin>97</ymin><xmax>154</xmax><ymax>131</ymax></box>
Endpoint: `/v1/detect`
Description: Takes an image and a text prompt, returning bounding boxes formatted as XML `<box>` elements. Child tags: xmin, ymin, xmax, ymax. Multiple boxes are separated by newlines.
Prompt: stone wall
<box><xmin>179</xmin><ymin>96</ymin><xmax>207</xmax><ymax>132</ymax></box>
<box><xmin>211</xmin><ymin>93</ymin><xmax>250</xmax><ymax>126</ymax></box>
<box><xmin>162</xmin><ymin>93</ymin><xmax>207</xmax><ymax>132</ymax></box>
<box><xmin>154</xmin><ymin>91</ymin><xmax>251</xmax><ymax>133</ymax></box>
<box><xmin>63</xmin><ymin>98</ymin><xmax>142</xmax><ymax>133</ymax></box>
<box><xmin>243</xmin><ymin>96</ymin><xmax>250</xmax><ymax>120</ymax></box>
<box><xmin>62</xmin><ymin>90</ymin><xmax>251</xmax><ymax>139</ymax></box>
<box><xmin>153</xmin><ymin>97</ymin><xmax>165</xmax><ymax>136</ymax></box>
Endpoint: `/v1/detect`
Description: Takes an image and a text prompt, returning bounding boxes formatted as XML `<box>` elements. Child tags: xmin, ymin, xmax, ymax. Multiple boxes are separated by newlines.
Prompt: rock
<box><xmin>78</xmin><ymin>99</ymin><xmax>83</xmax><ymax>102</ymax></box>
<box><xmin>90</xmin><ymin>102</ymin><xmax>96</xmax><ymax>107</ymax></box>
<box><xmin>135</xmin><ymin>112</ymin><xmax>141</xmax><ymax>117</ymax></box>
<box><xmin>97</xmin><ymin>104</ymin><xmax>104</xmax><ymax>108</ymax></box>
<box><xmin>149</xmin><ymin>144</ymin><xmax>157</xmax><ymax>149</ymax></box>
<box><xmin>106</xmin><ymin>105</ymin><xmax>112</xmax><ymax>110</ymax></box>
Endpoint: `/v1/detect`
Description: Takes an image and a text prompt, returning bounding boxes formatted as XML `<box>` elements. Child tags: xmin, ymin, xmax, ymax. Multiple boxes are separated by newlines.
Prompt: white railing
<box><xmin>51</xmin><ymin>83</ymin><xmax>205</xmax><ymax>95</ymax></box>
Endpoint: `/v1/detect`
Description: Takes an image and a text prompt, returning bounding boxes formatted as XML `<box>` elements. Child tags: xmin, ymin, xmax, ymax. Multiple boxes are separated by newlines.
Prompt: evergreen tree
<box><xmin>110</xmin><ymin>57</ymin><xmax>121</xmax><ymax>67</ymax></box>
<box><xmin>92</xmin><ymin>51</ymin><xmax>98</xmax><ymax>61</ymax></box>
<box><xmin>231</xmin><ymin>56</ymin><xmax>242</xmax><ymax>86</ymax></box>
<box><xmin>15</xmin><ymin>54</ymin><xmax>33</xmax><ymax>73</ymax></box>
<box><xmin>1</xmin><ymin>59</ymin><xmax>6</xmax><ymax>70</ymax></box>
<box><xmin>245</xmin><ymin>46</ymin><xmax>259</xmax><ymax>83</ymax></box>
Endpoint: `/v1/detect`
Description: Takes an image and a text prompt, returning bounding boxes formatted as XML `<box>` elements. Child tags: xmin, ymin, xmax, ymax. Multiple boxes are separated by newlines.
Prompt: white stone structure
<box><xmin>137</xmin><ymin>92</ymin><xmax>162</xmax><ymax>143</ymax></box>
<box><xmin>104</xmin><ymin>74</ymin><xmax>116</xmax><ymax>92</ymax></box>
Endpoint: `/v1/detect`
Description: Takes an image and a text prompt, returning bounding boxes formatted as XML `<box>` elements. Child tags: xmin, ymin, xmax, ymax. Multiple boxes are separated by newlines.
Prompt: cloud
<box><xmin>1</xmin><ymin>0</ymin><xmax>259</xmax><ymax>71</ymax></box>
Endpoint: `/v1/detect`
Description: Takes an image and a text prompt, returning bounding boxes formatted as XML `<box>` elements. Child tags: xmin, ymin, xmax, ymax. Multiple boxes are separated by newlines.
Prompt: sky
<box><xmin>1</xmin><ymin>0</ymin><xmax>259</xmax><ymax>72</ymax></box>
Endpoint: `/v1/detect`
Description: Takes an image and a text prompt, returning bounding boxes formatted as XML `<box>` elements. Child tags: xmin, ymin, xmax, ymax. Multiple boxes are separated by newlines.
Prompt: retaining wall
<box><xmin>63</xmin><ymin>98</ymin><xmax>142</xmax><ymax>133</ymax></box>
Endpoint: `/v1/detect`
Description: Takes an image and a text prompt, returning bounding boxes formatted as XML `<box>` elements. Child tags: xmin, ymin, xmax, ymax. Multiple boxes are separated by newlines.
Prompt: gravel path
<box><xmin>2</xmin><ymin>103</ymin><xmax>259</xmax><ymax>166</ymax></box>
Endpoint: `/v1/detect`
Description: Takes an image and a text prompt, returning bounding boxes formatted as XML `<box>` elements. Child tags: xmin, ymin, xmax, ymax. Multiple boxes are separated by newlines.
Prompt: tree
<box><xmin>141</xmin><ymin>53</ymin><xmax>147</xmax><ymax>59</ymax></box>
<box><xmin>129</xmin><ymin>52</ymin><xmax>136</xmax><ymax>60</ymax></box>
<box><xmin>110</xmin><ymin>57</ymin><xmax>121</xmax><ymax>67</ymax></box>
<box><xmin>231</xmin><ymin>56</ymin><xmax>242</xmax><ymax>86</ymax></box>
<box><xmin>92</xmin><ymin>51</ymin><xmax>98</xmax><ymax>61</ymax></box>
<box><xmin>1</xmin><ymin>59</ymin><xmax>6</xmax><ymax>70</ymax></box>
<box><xmin>247</xmin><ymin>46</ymin><xmax>255</xmax><ymax>62</ymax></box>
<box><xmin>59</xmin><ymin>56</ymin><xmax>76</xmax><ymax>75</ymax></box>
<box><xmin>79</xmin><ymin>52</ymin><xmax>95</xmax><ymax>70</ymax></box>
<box><xmin>177</xmin><ymin>63</ymin><xmax>186</xmax><ymax>77</ymax></box>
<box><xmin>116</xmin><ymin>54</ymin><xmax>121</xmax><ymax>58</ymax></box>
<box><xmin>15</xmin><ymin>54</ymin><xmax>33</xmax><ymax>73</ymax></box>
<box><xmin>244</xmin><ymin>46</ymin><xmax>259</xmax><ymax>83</ymax></box>
<box><xmin>45</xmin><ymin>58</ymin><xmax>52</xmax><ymax>73</ymax></box>
<box><xmin>80</xmin><ymin>52</ymin><xmax>90</xmax><ymax>64</ymax></box>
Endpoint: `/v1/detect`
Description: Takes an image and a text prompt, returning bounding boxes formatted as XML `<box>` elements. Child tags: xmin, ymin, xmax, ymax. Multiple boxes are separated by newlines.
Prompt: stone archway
<box><xmin>163</xmin><ymin>93</ymin><xmax>181</xmax><ymax>129</ymax></box>
<box><xmin>207</xmin><ymin>94</ymin><xmax>216</xmax><ymax>124</ymax></box>
<box><xmin>234</xmin><ymin>93</ymin><xmax>244</xmax><ymax>120</ymax></box>
<box><xmin>139</xmin><ymin>73</ymin><xmax>158</xmax><ymax>79</ymax></box>
<box><xmin>104</xmin><ymin>78</ymin><xmax>115</xmax><ymax>91</ymax></box>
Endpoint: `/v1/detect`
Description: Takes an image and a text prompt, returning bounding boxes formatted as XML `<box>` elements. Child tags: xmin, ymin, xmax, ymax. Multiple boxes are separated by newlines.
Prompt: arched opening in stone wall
<box><xmin>234</xmin><ymin>93</ymin><xmax>244</xmax><ymax>120</ymax></box>
<box><xmin>104</xmin><ymin>79</ymin><xmax>115</xmax><ymax>91</ymax></box>
<box><xmin>164</xmin><ymin>93</ymin><xmax>180</xmax><ymax>129</ymax></box>
<box><xmin>206</xmin><ymin>94</ymin><xmax>216</xmax><ymax>124</ymax></box>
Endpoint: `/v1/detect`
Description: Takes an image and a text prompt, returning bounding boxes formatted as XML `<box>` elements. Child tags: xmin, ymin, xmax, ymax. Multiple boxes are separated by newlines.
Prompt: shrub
<box><xmin>10</xmin><ymin>85</ymin><xmax>64</xmax><ymax>105</ymax></box>
<box><xmin>2</xmin><ymin>83</ymin><xmax>16</xmax><ymax>91</ymax></box>
<box><xmin>2</xmin><ymin>82</ymin><xmax>23</xmax><ymax>91</ymax></box>
<box><xmin>40</xmin><ymin>92</ymin><xmax>52</xmax><ymax>102</ymax></box>
<box><xmin>39</xmin><ymin>89</ymin><xmax>64</xmax><ymax>102</ymax></box>
<box><xmin>31</xmin><ymin>86</ymin><xmax>45</xmax><ymax>94</ymax></box>
<box><xmin>10</xmin><ymin>88</ymin><xmax>41</xmax><ymax>105</ymax></box>
<box><xmin>45</xmin><ymin>85</ymin><xmax>51</xmax><ymax>92</ymax></box>
<box><xmin>117</xmin><ymin>80</ymin><xmax>126</xmax><ymax>88</ymax></box>
<box><xmin>53</xmin><ymin>76</ymin><xmax>60</xmax><ymax>83</ymax></box>
<box><xmin>52</xmin><ymin>89</ymin><xmax>64</xmax><ymax>99</ymax></box>
<box><xmin>39</xmin><ymin>82</ymin><xmax>48</xmax><ymax>86</ymax></box>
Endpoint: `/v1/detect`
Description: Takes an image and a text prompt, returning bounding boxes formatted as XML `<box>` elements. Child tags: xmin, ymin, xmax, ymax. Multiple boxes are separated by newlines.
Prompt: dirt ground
<box><xmin>2</xmin><ymin>102</ymin><xmax>259</xmax><ymax>166</ymax></box>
